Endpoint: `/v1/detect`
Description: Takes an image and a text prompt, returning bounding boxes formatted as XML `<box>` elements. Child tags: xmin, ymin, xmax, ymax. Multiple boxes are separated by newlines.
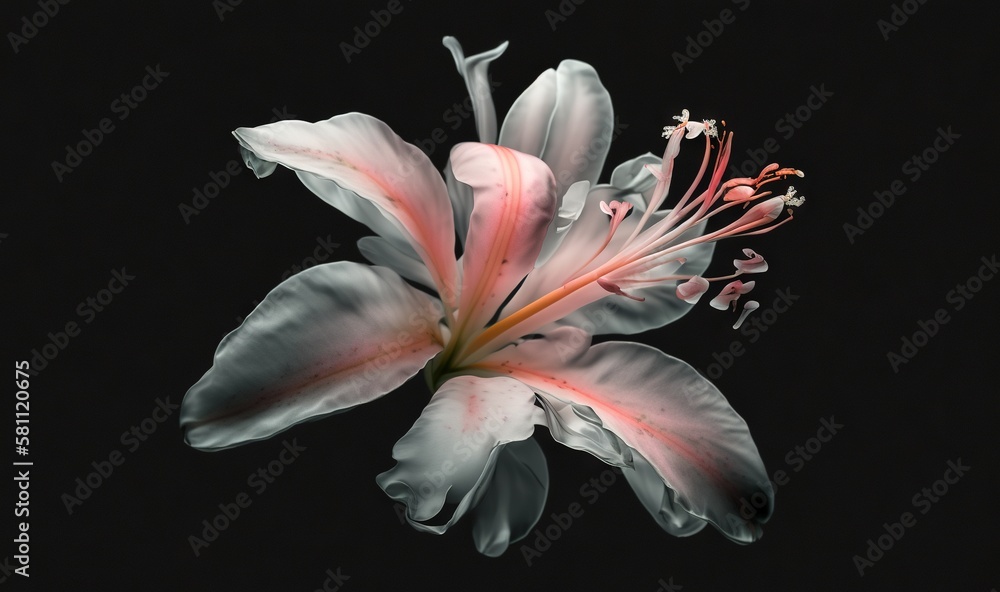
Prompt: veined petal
<box><xmin>450</xmin><ymin>143</ymin><xmax>556</xmax><ymax>341</ymax></box>
<box><xmin>500</xmin><ymin>60</ymin><xmax>614</xmax><ymax>199</ymax></box>
<box><xmin>233</xmin><ymin>113</ymin><xmax>459</xmax><ymax>310</ymax></box>
<box><xmin>623</xmin><ymin>448</ymin><xmax>708</xmax><ymax>537</ymax></box>
<box><xmin>376</xmin><ymin>375</ymin><xmax>543</xmax><ymax>534</ymax></box>
<box><xmin>180</xmin><ymin>262</ymin><xmax>443</xmax><ymax>451</ymax></box>
<box><xmin>474</xmin><ymin>330</ymin><xmax>773</xmax><ymax>543</ymax></box>
<box><xmin>442</xmin><ymin>37</ymin><xmax>508</xmax><ymax>144</ymax></box>
<box><xmin>471</xmin><ymin>438</ymin><xmax>549</xmax><ymax>557</ymax></box>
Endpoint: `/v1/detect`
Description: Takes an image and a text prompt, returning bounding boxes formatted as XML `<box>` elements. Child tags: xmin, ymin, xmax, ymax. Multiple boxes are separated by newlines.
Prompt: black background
<box><xmin>4</xmin><ymin>1</ymin><xmax>999</xmax><ymax>590</ymax></box>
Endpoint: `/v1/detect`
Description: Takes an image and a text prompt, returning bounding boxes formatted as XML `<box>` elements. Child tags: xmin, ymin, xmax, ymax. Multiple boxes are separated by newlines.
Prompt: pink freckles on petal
<box><xmin>462</xmin><ymin>394</ymin><xmax>481</xmax><ymax>433</ymax></box>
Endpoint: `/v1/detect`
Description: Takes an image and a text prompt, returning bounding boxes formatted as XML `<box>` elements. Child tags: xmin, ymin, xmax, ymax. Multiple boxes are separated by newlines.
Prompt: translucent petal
<box><xmin>476</xmin><ymin>332</ymin><xmax>773</xmax><ymax>543</ymax></box>
<box><xmin>622</xmin><ymin>448</ymin><xmax>708</xmax><ymax>537</ymax></box>
<box><xmin>500</xmin><ymin>60</ymin><xmax>614</xmax><ymax>199</ymax></box>
<box><xmin>233</xmin><ymin>113</ymin><xmax>459</xmax><ymax>309</ymax></box>
<box><xmin>376</xmin><ymin>375</ymin><xmax>542</xmax><ymax>534</ymax></box>
<box><xmin>181</xmin><ymin>263</ymin><xmax>443</xmax><ymax>451</ymax></box>
<box><xmin>357</xmin><ymin>236</ymin><xmax>435</xmax><ymax>290</ymax></box>
<box><xmin>450</xmin><ymin>143</ymin><xmax>556</xmax><ymax>339</ymax></box>
<box><xmin>442</xmin><ymin>37</ymin><xmax>508</xmax><ymax>144</ymax></box>
<box><xmin>471</xmin><ymin>438</ymin><xmax>549</xmax><ymax>557</ymax></box>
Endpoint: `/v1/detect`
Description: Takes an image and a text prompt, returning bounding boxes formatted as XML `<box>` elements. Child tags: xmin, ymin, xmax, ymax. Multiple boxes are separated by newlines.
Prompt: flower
<box><xmin>180</xmin><ymin>37</ymin><xmax>805</xmax><ymax>556</ymax></box>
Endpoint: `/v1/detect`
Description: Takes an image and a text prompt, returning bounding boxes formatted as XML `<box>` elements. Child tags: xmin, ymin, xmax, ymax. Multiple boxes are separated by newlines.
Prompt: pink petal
<box><xmin>478</xmin><ymin>329</ymin><xmax>773</xmax><ymax>543</ymax></box>
<box><xmin>180</xmin><ymin>263</ymin><xmax>443</xmax><ymax>451</ymax></box>
<box><xmin>233</xmin><ymin>113</ymin><xmax>459</xmax><ymax>310</ymax></box>
<box><xmin>450</xmin><ymin>143</ymin><xmax>556</xmax><ymax>339</ymax></box>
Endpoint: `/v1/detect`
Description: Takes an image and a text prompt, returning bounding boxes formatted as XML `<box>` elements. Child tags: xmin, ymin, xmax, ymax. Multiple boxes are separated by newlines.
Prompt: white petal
<box><xmin>535</xmin><ymin>180</ymin><xmax>590</xmax><ymax>268</ymax></box>
<box><xmin>609</xmin><ymin>152</ymin><xmax>662</xmax><ymax>207</ymax></box>
<box><xmin>442</xmin><ymin>36</ymin><xmax>508</xmax><ymax>144</ymax></box>
<box><xmin>499</xmin><ymin>60</ymin><xmax>614</xmax><ymax>199</ymax></box>
<box><xmin>622</xmin><ymin>449</ymin><xmax>708</xmax><ymax>537</ymax></box>
<box><xmin>181</xmin><ymin>263</ymin><xmax>444</xmax><ymax>451</ymax></box>
<box><xmin>376</xmin><ymin>375</ymin><xmax>543</xmax><ymax>534</ymax></box>
<box><xmin>357</xmin><ymin>236</ymin><xmax>435</xmax><ymax>290</ymax></box>
<box><xmin>471</xmin><ymin>438</ymin><xmax>549</xmax><ymax>557</ymax></box>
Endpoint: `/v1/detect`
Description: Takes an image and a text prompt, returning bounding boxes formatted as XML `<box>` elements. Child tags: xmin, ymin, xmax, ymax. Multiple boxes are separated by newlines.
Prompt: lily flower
<box><xmin>180</xmin><ymin>37</ymin><xmax>805</xmax><ymax>556</ymax></box>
